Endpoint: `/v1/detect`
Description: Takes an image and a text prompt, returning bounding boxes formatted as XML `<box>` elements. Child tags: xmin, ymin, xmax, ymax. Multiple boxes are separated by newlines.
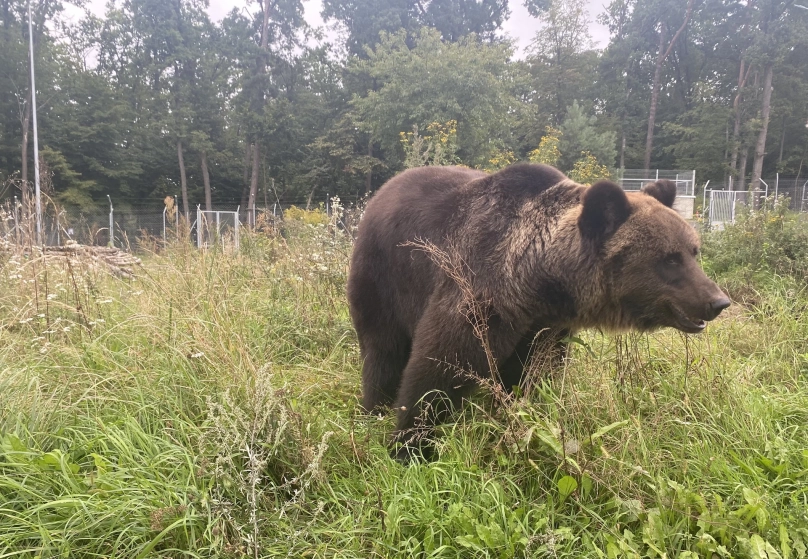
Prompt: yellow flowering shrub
<box><xmin>528</xmin><ymin>127</ymin><xmax>562</xmax><ymax>167</ymax></box>
<box><xmin>568</xmin><ymin>152</ymin><xmax>611</xmax><ymax>185</ymax></box>
<box><xmin>283</xmin><ymin>205</ymin><xmax>329</xmax><ymax>225</ymax></box>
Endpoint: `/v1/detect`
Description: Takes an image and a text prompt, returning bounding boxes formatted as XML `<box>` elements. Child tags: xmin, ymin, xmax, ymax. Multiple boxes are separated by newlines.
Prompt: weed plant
<box><xmin>0</xmin><ymin>210</ymin><xmax>806</xmax><ymax>557</ymax></box>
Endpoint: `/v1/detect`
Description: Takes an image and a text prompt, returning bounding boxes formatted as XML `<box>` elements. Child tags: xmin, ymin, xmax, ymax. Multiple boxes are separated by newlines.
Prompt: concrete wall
<box><xmin>672</xmin><ymin>196</ymin><xmax>695</xmax><ymax>220</ymax></box>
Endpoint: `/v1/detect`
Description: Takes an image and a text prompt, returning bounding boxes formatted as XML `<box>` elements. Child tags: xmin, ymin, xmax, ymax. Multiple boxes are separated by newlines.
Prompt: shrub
<box><xmin>702</xmin><ymin>196</ymin><xmax>808</xmax><ymax>284</ymax></box>
<box><xmin>283</xmin><ymin>205</ymin><xmax>328</xmax><ymax>225</ymax></box>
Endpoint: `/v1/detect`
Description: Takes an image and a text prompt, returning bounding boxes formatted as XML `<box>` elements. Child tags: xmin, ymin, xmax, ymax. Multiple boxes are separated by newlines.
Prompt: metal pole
<box><xmin>13</xmin><ymin>196</ymin><xmax>19</xmax><ymax>244</ymax></box>
<box><xmin>107</xmin><ymin>195</ymin><xmax>113</xmax><ymax>247</ymax></box>
<box><xmin>731</xmin><ymin>192</ymin><xmax>736</xmax><ymax>224</ymax></box>
<box><xmin>235</xmin><ymin>205</ymin><xmax>240</xmax><ymax>251</ymax></box>
<box><xmin>702</xmin><ymin>181</ymin><xmax>709</xmax><ymax>222</ymax></box>
<box><xmin>28</xmin><ymin>0</ymin><xmax>42</xmax><ymax>245</ymax></box>
<box><xmin>196</xmin><ymin>205</ymin><xmax>201</xmax><ymax>248</ymax></box>
<box><xmin>775</xmin><ymin>173</ymin><xmax>779</xmax><ymax>200</ymax></box>
<box><xmin>216</xmin><ymin>211</ymin><xmax>220</xmax><ymax>247</ymax></box>
<box><xmin>174</xmin><ymin>195</ymin><xmax>179</xmax><ymax>238</ymax></box>
<box><xmin>162</xmin><ymin>206</ymin><xmax>167</xmax><ymax>243</ymax></box>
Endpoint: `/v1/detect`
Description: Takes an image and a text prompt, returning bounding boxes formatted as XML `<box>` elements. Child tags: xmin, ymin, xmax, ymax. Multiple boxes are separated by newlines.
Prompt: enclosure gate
<box><xmin>196</xmin><ymin>207</ymin><xmax>240</xmax><ymax>251</ymax></box>
<box><xmin>707</xmin><ymin>190</ymin><xmax>747</xmax><ymax>229</ymax></box>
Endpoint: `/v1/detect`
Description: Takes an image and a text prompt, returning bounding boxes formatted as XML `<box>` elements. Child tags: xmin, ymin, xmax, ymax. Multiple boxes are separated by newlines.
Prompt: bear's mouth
<box><xmin>671</xmin><ymin>306</ymin><xmax>707</xmax><ymax>334</ymax></box>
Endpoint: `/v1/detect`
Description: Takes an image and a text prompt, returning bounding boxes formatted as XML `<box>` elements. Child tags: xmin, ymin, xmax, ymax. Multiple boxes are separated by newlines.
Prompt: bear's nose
<box><xmin>708</xmin><ymin>296</ymin><xmax>731</xmax><ymax>319</ymax></box>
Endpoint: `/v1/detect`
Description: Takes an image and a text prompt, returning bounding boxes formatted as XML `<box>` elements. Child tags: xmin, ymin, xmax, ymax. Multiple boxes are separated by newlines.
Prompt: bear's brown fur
<box><xmin>347</xmin><ymin>163</ymin><xmax>729</xmax><ymax>460</ymax></box>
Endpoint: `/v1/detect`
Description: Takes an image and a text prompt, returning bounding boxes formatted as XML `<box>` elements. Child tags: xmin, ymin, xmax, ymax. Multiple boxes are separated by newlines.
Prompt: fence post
<box><xmin>12</xmin><ymin>196</ymin><xmax>19</xmax><ymax>245</ymax></box>
<box><xmin>235</xmin><ymin>206</ymin><xmax>240</xmax><ymax>251</ymax></box>
<box><xmin>107</xmin><ymin>195</ymin><xmax>114</xmax><ymax>247</ymax></box>
<box><xmin>775</xmin><ymin>173</ymin><xmax>779</xmax><ymax>200</ymax></box>
<box><xmin>731</xmin><ymin>192</ymin><xmax>736</xmax><ymax>224</ymax></box>
<box><xmin>216</xmin><ymin>211</ymin><xmax>221</xmax><ymax>247</ymax></box>
<box><xmin>162</xmin><ymin>206</ymin><xmax>167</xmax><ymax>244</ymax></box>
<box><xmin>196</xmin><ymin>205</ymin><xmax>202</xmax><ymax>248</ymax></box>
<box><xmin>701</xmin><ymin>181</ymin><xmax>709</xmax><ymax>223</ymax></box>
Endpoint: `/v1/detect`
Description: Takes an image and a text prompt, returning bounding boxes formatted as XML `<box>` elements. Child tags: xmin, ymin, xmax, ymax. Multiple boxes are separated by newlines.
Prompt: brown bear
<box><xmin>347</xmin><ymin>163</ymin><xmax>729</xmax><ymax>461</ymax></box>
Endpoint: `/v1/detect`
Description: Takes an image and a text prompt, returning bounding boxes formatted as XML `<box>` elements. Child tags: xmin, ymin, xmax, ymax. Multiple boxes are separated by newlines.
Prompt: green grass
<box><xmin>0</xmin><ymin>222</ymin><xmax>807</xmax><ymax>558</ymax></box>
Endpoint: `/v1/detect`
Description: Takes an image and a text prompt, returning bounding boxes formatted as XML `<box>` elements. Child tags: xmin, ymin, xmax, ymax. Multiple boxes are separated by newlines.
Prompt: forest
<box><xmin>1</xmin><ymin>0</ymin><xmax>807</xmax><ymax>217</ymax></box>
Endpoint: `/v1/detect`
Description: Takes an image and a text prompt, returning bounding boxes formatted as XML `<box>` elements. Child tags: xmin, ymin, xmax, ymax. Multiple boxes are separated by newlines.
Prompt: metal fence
<box><xmin>706</xmin><ymin>190</ymin><xmax>749</xmax><ymax>230</ymax></box>
<box><xmin>1</xmin><ymin>194</ymin><xmax>364</xmax><ymax>254</ymax></box>
<box><xmin>196</xmin><ymin>207</ymin><xmax>240</xmax><ymax>251</ymax></box>
<box><xmin>705</xmin><ymin>175</ymin><xmax>808</xmax><ymax>229</ymax></box>
<box><xmin>616</xmin><ymin>169</ymin><xmax>696</xmax><ymax>197</ymax></box>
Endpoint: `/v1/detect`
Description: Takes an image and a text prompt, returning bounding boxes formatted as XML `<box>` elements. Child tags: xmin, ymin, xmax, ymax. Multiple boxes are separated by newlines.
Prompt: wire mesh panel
<box><xmin>616</xmin><ymin>169</ymin><xmax>696</xmax><ymax>197</ymax></box>
<box><xmin>196</xmin><ymin>207</ymin><xmax>240</xmax><ymax>251</ymax></box>
<box><xmin>771</xmin><ymin>176</ymin><xmax>808</xmax><ymax>212</ymax></box>
<box><xmin>707</xmin><ymin>190</ymin><xmax>749</xmax><ymax>229</ymax></box>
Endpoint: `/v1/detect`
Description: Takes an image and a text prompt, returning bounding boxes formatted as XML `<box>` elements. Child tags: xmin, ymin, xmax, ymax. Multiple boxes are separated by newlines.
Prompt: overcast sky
<box><xmin>64</xmin><ymin>0</ymin><xmax>612</xmax><ymax>57</ymax></box>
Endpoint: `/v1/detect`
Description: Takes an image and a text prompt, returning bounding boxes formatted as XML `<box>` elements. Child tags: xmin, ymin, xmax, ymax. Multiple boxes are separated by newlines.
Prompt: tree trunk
<box><xmin>619</xmin><ymin>131</ymin><xmax>626</xmax><ymax>170</ymax></box>
<box><xmin>738</xmin><ymin>148</ymin><xmax>749</xmax><ymax>191</ymax></box>
<box><xmin>201</xmin><ymin>150</ymin><xmax>212</xmax><ymax>211</ymax></box>
<box><xmin>364</xmin><ymin>138</ymin><xmax>373</xmax><ymax>195</ymax></box>
<box><xmin>21</xmin><ymin>96</ymin><xmax>30</xmax><ymax>199</ymax></box>
<box><xmin>750</xmin><ymin>63</ymin><xmax>773</xmax><ymax>193</ymax></box>
<box><xmin>240</xmin><ymin>141</ymin><xmax>251</xmax><ymax>210</ymax></box>
<box><xmin>244</xmin><ymin>0</ymin><xmax>271</xmax><ymax>226</ymax></box>
<box><xmin>730</xmin><ymin>59</ymin><xmax>752</xmax><ymax>178</ymax></box>
<box><xmin>643</xmin><ymin>29</ymin><xmax>666</xmax><ymax>170</ymax></box>
<box><xmin>306</xmin><ymin>184</ymin><xmax>316</xmax><ymax>210</ymax></box>
<box><xmin>248</xmin><ymin>142</ymin><xmax>260</xmax><ymax>225</ymax></box>
<box><xmin>643</xmin><ymin>0</ymin><xmax>694</xmax><ymax>170</ymax></box>
<box><xmin>177</xmin><ymin>140</ymin><xmax>189</xmax><ymax>220</ymax></box>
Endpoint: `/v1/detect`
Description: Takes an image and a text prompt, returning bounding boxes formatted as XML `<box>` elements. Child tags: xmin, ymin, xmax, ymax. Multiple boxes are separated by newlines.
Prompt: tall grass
<box><xmin>0</xmin><ymin>212</ymin><xmax>806</xmax><ymax>558</ymax></box>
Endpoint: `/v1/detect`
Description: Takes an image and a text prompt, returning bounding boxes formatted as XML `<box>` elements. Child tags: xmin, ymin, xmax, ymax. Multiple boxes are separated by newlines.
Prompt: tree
<box><xmin>352</xmin><ymin>27</ymin><xmax>516</xmax><ymax>168</ymax></box>
<box><xmin>641</xmin><ymin>0</ymin><xmax>694</xmax><ymax>170</ymax></box>
<box><xmin>525</xmin><ymin>0</ymin><xmax>596</xmax><ymax>125</ymax></box>
<box><xmin>558</xmin><ymin>101</ymin><xmax>617</xmax><ymax>172</ymax></box>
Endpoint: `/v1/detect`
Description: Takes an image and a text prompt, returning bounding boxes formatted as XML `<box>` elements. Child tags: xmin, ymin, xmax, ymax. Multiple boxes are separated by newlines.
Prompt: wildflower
<box><xmin>47</xmin><ymin>293</ymin><xmax>57</xmax><ymax>300</ymax></box>
<box><xmin>190</xmin><ymin>351</ymin><xmax>204</xmax><ymax>359</ymax></box>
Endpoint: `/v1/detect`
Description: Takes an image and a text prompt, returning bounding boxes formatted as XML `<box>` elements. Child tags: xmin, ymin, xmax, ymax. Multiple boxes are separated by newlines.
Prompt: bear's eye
<box><xmin>663</xmin><ymin>253</ymin><xmax>682</xmax><ymax>266</ymax></box>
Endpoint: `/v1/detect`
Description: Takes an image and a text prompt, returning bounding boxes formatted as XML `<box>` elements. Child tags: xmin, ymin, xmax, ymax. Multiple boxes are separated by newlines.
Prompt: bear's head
<box><xmin>579</xmin><ymin>179</ymin><xmax>730</xmax><ymax>333</ymax></box>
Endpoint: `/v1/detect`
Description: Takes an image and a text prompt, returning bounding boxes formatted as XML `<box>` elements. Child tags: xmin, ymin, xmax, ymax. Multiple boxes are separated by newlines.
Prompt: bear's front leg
<box><xmin>389</xmin><ymin>300</ymin><xmax>518</xmax><ymax>463</ymax></box>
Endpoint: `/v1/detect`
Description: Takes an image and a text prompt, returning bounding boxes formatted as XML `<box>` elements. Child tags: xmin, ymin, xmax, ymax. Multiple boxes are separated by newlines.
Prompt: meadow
<box><xmin>0</xmin><ymin>206</ymin><xmax>807</xmax><ymax>558</ymax></box>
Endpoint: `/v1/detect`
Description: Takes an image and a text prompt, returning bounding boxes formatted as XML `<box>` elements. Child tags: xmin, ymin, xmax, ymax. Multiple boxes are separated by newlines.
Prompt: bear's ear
<box><xmin>641</xmin><ymin>179</ymin><xmax>677</xmax><ymax>208</ymax></box>
<box><xmin>579</xmin><ymin>180</ymin><xmax>631</xmax><ymax>241</ymax></box>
